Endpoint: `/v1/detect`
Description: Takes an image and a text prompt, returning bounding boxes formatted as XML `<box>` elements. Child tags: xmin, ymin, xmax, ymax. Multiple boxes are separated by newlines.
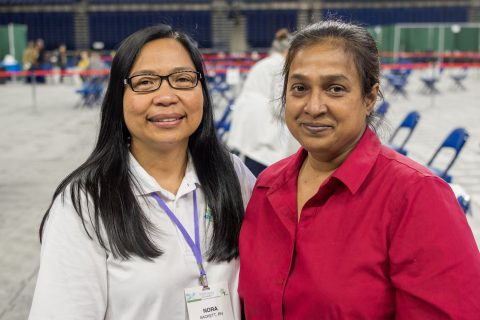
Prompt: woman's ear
<box><xmin>365</xmin><ymin>83</ymin><xmax>380</xmax><ymax>115</ymax></box>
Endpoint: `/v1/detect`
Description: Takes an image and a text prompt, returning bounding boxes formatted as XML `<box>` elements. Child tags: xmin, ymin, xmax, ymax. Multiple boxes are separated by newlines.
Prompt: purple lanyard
<box><xmin>151</xmin><ymin>190</ymin><xmax>209</xmax><ymax>288</ymax></box>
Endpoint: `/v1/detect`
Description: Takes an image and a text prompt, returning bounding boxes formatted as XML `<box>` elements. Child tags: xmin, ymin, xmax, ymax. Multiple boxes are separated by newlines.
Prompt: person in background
<box><xmin>76</xmin><ymin>50</ymin><xmax>90</xmax><ymax>82</ymax></box>
<box><xmin>33</xmin><ymin>38</ymin><xmax>46</xmax><ymax>83</ymax></box>
<box><xmin>227</xmin><ymin>28</ymin><xmax>299</xmax><ymax>177</ymax></box>
<box><xmin>85</xmin><ymin>50</ymin><xmax>108</xmax><ymax>83</ymax></box>
<box><xmin>22</xmin><ymin>40</ymin><xmax>37</xmax><ymax>72</ymax></box>
<box><xmin>239</xmin><ymin>20</ymin><xmax>480</xmax><ymax>319</ymax></box>
<box><xmin>53</xmin><ymin>43</ymin><xmax>68</xmax><ymax>83</ymax></box>
<box><xmin>29</xmin><ymin>24</ymin><xmax>255</xmax><ymax>320</ymax></box>
<box><xmin>34</xmin><ymin>38</ymin><xmax>46</xmax><ymax>68</ymax></box>
<box><xmin>88</xmin><ymin>50</ymin><xmax>107</xmax><ymax>71</ymax></box>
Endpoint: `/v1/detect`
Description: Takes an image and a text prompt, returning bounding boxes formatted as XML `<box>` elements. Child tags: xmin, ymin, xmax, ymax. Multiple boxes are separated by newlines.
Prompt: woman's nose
<box><xmin>152</xmin><ymin>80</ymin><xmax>179</xmax><ymax>106</ymax></box>
<box><xmin>304</xmin><ymin>90</ymin><xmax>327</xmax><ymax>116</ymax></box>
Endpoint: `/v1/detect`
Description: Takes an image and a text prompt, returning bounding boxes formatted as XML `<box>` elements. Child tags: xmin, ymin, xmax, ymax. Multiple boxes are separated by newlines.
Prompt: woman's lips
<box><xmin>148</xmin><ymin>114</ymin><xmax>185</xmax><ymax>128</ymax></box>
<box><xmin>301</xmin><ymin>122</ymin><xmax>333</xmax><ymax>134</ymax></box>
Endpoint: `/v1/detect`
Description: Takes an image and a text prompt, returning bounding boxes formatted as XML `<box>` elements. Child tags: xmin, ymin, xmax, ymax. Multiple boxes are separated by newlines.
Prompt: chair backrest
<box><xmin>215</xmin><ymin>103</ymin><xmax>234</xmax><ymax>141</ymax></box>
<box><xmin>400</xmin><ymin>111</ymin><xmax>420</xmax><ymax>128</ymax></box>
<box><xmin>427</xmin><ymin>127</ymin><xmax>469</xmax><ymax>175</ymax></box>
<box><xmin>388</xmin><ymin>111</ymin><xmax>420</xmax><ymax>148</ymax></box>
<box><xmin>375</xmin><ymin>100</ymin><xmax>390</xmax><ymax>118</ymax></box>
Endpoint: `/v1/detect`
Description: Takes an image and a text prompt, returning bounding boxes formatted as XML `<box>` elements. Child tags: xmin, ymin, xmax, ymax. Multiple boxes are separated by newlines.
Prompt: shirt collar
<box><xmin>129</xmin><ymin>152</ymin><xmax>200</xmax><ymax>199</ymax></box>
<box><xmin>265</xmin><ymin>128</ymin><xmax>380</xmax><ymax>195</ymax></box>
<box><xmin>331</xmin><ymin>128</ymin><xmax>381</xmax><ymax>194</ymax></box>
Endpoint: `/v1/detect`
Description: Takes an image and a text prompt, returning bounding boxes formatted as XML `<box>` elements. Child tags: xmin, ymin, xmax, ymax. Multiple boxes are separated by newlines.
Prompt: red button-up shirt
<box><xmin>239</xmin><ymin>128</ymin><xmax>480</xmax><ymax>319</ymax></box>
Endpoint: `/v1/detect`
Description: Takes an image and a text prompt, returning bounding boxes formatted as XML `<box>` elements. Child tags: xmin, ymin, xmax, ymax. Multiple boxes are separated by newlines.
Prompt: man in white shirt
<box><xmin>228</xmin><ymin>29</ymin><xmax>299</xmax><ymax>176</ymax></box>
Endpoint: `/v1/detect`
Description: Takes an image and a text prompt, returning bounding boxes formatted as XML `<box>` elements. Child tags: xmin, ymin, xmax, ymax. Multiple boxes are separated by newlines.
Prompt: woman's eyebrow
<box><xmin>289</xmin><ymin>73</ymin><xmax>308</xmax><ymax>81</ymax></box>
<box><xmin>130</xmin><ymin>67</ymin><xmax>196</xmax><ymax>77</ymax></box>
<box><xmin>170</xmin><ymin>66</ymin><xmax>196</xmax><ymax>73</ymax></box>
<box><xmin>320</xmin><ymin>74</ymin><xmax>349</xmax><ymax>82</ymax></box>
<box><xmin>289</xmin><ymin>74</ymin><xmax>349</xmax><ymax>83</ymax></box>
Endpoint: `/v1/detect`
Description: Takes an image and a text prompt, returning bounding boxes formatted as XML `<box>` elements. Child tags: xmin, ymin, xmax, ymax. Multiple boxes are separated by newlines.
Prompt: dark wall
<box><xmin>0</xmin><ymin>12</ymin><xmax>74</xmax><ymax>50</ymax></box>
<box><xmin>89</xmin><ymin>11</ymin><xmax>212</xmax><ymax>49</ymax></box>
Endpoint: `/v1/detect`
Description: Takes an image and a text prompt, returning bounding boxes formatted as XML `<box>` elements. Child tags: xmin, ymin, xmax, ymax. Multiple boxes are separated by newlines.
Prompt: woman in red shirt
<box><xmin>238</xmin><ymin>20</ymin><xmax>480</xmax><ymax>319</ymax></box>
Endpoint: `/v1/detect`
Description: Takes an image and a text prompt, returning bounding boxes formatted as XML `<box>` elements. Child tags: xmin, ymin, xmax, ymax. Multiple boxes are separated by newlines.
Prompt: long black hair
<box><xmin>40</xmin><ymin>24</ymin><xmax>245</xmax><ymax>262</ymax></box>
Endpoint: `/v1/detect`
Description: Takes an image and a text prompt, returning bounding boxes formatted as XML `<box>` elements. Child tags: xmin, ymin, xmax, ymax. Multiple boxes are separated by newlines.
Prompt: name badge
<box><xmin>185</xmin><ymin>282</ymin><xmax>235</xmax><ymax>320</ymax></box>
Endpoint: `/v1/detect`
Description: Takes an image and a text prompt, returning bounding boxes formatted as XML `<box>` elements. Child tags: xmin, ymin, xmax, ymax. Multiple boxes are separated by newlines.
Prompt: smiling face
<box><xmin>123</xmin><ymin>38</ymin><xmax>204</xmax><ymax>155</ymax></box>
<box><xmin>285</xmin><ymin>40</ymin><xmax>378</xmax><ymax>162</ymax></box>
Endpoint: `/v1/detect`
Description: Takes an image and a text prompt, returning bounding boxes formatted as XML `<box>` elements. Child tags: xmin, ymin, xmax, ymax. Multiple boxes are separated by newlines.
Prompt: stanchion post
<box><xmin>32</xmin><ymin>70</ymin><xmax>38</xmax><ymax>112</ymax></box>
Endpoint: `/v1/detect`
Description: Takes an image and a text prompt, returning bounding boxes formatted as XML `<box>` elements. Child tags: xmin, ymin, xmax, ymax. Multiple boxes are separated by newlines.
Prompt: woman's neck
<box><xmin>296</xmin><ymin>153</ymin><xmax>343</xmax><ymax>221</ymax></box>
<box><xmin>131</xmin><ymin>142</ymin><xmax>189</xmax><ymax>195</ymax></box>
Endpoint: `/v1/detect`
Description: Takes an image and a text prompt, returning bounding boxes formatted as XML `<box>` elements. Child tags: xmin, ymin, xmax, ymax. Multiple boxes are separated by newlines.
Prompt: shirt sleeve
<box><xmin>29</xmin><ymin>192</ymin><xmax>108</xmax><ymax>320</ymax></box>
<box><xmin>389</xmin><ymin>176</ymin><xmax>480</xmax><ymax>319</ymax></box>
<box><xmin>230</xmin><ymin>153</ymin><xmax>256</xmax><ymax>207</ymax></box>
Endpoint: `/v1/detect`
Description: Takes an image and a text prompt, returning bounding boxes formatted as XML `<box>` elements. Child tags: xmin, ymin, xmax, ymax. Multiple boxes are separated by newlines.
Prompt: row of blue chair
<box><xmin>382</xmin><ymin>68</ymin><xmax>469</xmax><ymax>99</ymax></box>
<box><xmin>208</xmin><ymin>74</ymin><xmax>237</xmax><ymax>141</ymax></box>
<box><xmin>75</xmin><ymin>76</ymin><xmax>108</xmax><ymax>108</ymax></box>
<box><xmin>387</xmin><ymin>109</ymin><xmax>469</xmax><ymax>184</ymax></box>
<box><xmin>419</xmin><ymin>68</ymin><xmax>468</xmax><ymax>93</ymax></box>
<box><xmin>384</xmin><ymin>106</ymin><xmax>471</xmax><ymax>214</ymax></box>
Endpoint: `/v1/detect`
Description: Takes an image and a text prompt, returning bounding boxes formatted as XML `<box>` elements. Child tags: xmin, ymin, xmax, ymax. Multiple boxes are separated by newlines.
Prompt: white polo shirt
<box><xmin>29</xmin><ymin>153</ymin><xmax>256</xmax><ymax>320</ymax></box>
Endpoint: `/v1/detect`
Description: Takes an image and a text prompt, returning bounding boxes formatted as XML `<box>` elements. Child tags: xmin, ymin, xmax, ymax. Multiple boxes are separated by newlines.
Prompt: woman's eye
<box><xmin>328</xmin><ymin>85</ymin><xmax>345</xmax><ymax>94</ymax></box>
<box><xmin>177</xmin><ymin>77</ymin><xmax>191</xmax><ymax>82</ymax></box>
<box><xmin>291</xmin><ymin>84</ymin><xmax>306</xmax><ymax>93</ymax></box>
<box><xmin>135</xmin><ymin>77</ymin><xmax>155</xmax><ymax>86</ymax></box>
<box><xmin>140</xmin><ymin>79</ymin><xmax>153</xmax><ymax>85</ymax></box>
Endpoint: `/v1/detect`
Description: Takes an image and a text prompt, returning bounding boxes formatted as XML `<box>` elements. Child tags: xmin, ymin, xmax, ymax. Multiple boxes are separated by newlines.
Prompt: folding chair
<box><xmin>420</xmin><ymin>68</ymin><xmax>443</xmax><ymax>95</ymax></box>
<box><xmin>215</xmin><ymin>103</ymin><xmax>234</xmax><ymax>141</ymax></box>
<box><xmin>450</xmin><ymin>183</ymin><xmax>472</xmax><ymax>215</ymax></box>
<box><xmin>75</xmin><ymin>76</ymin><xmax>106</xmax><ymax>108</ymax></box>
<box><xmin>375</xmin><ymin>100</ymin><xmax>390</xmax><ymax>120</ymax></box>
<box><xmin>384</xmin><ymin>73</ymin><xmax>408</xmax><ymax>97</ymax></box>
<box><xmin>390</xmin><ymin>75</ymin><xmax>408</xmax><ymax>97</ymax></box>
<box><xmin>450</xmin><ymin>68</ymin><xmax>468</xmax><ymax>90</ymax></box>
<box><xmin>427</xmin><ymin>127</ymin><xmax>469</xmax><ymax>183</ymax></box>
<box><xmin>387</xmin><ymin>111</ymin><xmax>420</xmax><ymax>156</ymax></box>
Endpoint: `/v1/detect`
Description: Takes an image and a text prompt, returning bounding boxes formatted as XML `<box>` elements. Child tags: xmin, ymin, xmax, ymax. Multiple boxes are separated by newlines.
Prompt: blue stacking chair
<box><xmin>75</xmin><ymin>76</ymin><xmax>107</xmax><ymax>108</ymax></box>
<box><xmin>457</xmin><ymin>194</ymin><xmax>471</xmax><ymax>215</ymax></box>
<box><xmin>384</xmin><ymin>69</ymin><xmax>410</xmax><ymax>97</ymax></box>
<box><xmin>215</xmin><ymin>103</ymin><xmax>233</xmax><ymax>141</ymax></box>
<box><xmin>450</xmin><ymin>183</ymin><xmax>472</xmax><ymax>215</ymax></box>
<box><xmin>387</xmin><ymin>111</ymin><xmax>421</xmax><ymax>156</ymax></box>
<box><xmin>450</xmin><ymin>68</ymin><xmax>468</xmax><ymax>90</ymax></box>
<box><xmin>420</xmin><ymin>68</ymin><xmax>443</xmax><ymax>95</ymax></box>
<box><xmin>390</xmin><ymin>75</ymin><xmax>408</xmax><ymax>97</ymax></box>
<box><xmin>375</xmin><ymin>100</ymin><xmax>390</xmax><ymax>120</ymax></box>
<box><xmin>427</xmin><ymin>127</ymin><xmax>469</xmax><ymax>183</ymax></box>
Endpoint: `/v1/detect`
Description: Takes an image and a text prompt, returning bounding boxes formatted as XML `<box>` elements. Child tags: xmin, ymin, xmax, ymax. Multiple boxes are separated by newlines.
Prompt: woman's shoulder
<box><xmin>377</xmin><ymin>146</ymin><xmax>438</xmax><ymax>181</ymax></box>
<box><xmin>230</xmin><ymin>153</ymin><xmax>257</xmax><ymax>205</ymax></box>
<box><xmin>45</xmin><ymin>181</ymin><xmax>97</xmax><ymax>237</ymax></box>
<box><xmin>256</xmin><ymin>153</ymin><xmax>297</xmax><ymax>185</ymax></box>
<box><xmin>375</xmin><ymin>146</ymin><xmax>455</xmax><ymax>199</ymax></box>
<box><xmin>41</xmin><ymin>179</ymin><xmax>112</xmax><ymax>257</ymax></box>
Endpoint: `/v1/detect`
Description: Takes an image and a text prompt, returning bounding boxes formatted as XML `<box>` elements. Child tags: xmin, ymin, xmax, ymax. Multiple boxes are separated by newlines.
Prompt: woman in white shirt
<box><xmin>29</xmin><ymin>24</ymin><xmax>255</xmax><ymax>320</ymax></box>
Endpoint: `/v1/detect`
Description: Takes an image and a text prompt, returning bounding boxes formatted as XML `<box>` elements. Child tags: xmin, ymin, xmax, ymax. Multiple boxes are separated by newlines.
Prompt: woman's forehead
<box><xmin>289</xmin><ymin>42</ymin><xmax>356</xmax><ymax>77</ymax></box>
<box><xmin>132</xmin><ymin>38</ymin><xmax>194</xmax><ymax>70</ymax></box>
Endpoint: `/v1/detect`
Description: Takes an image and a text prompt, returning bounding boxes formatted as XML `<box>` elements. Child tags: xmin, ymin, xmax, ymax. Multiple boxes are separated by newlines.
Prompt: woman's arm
<box><xmin>29</xmin><ymin>192</ymin><xmax>108</xmax><ymax>320</ymax></box>
<box><xmin>390</xmin><ymin>176</ymin><xmax>480</xmax><ymax>319</ymax></box>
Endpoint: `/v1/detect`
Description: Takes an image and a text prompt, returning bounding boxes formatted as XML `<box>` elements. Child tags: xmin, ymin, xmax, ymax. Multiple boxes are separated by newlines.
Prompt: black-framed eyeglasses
<box><xmin>124</xmin><ymin>70</ymin><xmax>202</xmax><ymax>92</ymax></box>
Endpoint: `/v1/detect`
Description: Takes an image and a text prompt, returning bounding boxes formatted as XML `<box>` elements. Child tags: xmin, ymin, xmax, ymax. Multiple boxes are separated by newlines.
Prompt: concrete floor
<box><xmin>0</xmin><ymin>69</ymin><xmax>479</xmax><ymax>319</ymax></box>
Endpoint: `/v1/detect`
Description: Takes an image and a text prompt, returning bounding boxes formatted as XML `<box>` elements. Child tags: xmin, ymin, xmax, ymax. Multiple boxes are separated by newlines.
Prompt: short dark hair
<box><xmin>282</xmin><ymin>20</ymin><xmax>383</xmax><ymax>128</ymax></box>
<box><xmin>40</xmin><ymin>24</ymin><xmax>245</xmax><ymax>262</ymax></box>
